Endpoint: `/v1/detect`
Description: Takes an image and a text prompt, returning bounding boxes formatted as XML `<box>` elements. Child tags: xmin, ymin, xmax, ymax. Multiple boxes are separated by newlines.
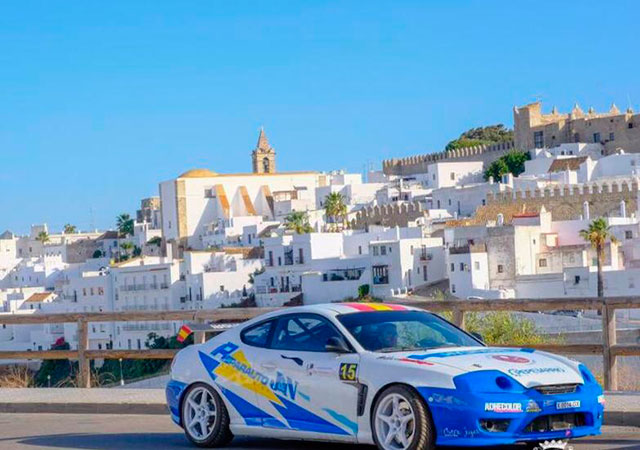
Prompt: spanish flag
<box><xmin>176</xmin><ymin>324</ymin><xmax>193</xmax><ymax>343</ymax></box>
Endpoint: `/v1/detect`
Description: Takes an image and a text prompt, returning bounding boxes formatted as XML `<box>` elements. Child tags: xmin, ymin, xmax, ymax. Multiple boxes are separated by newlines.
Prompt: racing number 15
<box><xmin>339</xmin><ymin>363</ymin><xmax>358</xmax><ymax>381</ymax></box>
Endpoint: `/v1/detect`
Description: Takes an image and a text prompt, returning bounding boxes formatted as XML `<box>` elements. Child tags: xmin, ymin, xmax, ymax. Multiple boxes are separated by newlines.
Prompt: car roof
<box><xmin>252</xmin><ymin>302</ymin><xmax>423</xmax><ymax>322</ymax></box>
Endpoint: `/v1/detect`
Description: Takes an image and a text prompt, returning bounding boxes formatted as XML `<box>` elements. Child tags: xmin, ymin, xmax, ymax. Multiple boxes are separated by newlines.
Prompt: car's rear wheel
<box><xmin>372</xmin><ymin>385</ymin><xmax>435</xmax><ymax>450</ymax></box>
<box><xmin>181</xmin><ymin>383</ymin><xmax>233</xmax><ymax>447</ymax></box>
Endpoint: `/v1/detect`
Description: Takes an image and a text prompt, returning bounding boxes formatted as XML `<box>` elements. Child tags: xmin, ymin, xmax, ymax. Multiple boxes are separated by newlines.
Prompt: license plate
<box><xmin>556</xmin><ymin>400</ymin><xmax>580</xmax><ymax>409</ymax></box>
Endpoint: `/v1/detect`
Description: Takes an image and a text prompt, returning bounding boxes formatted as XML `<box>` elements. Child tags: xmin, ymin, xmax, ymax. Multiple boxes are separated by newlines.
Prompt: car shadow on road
<box><xmin>5</xmin><ymin>433</ymin><xmax>367</xmax><ymax>450</ymax></box>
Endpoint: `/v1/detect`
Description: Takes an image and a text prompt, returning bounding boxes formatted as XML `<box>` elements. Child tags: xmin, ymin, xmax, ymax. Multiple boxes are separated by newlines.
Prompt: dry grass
<box><xmin>0</xmin><ymin>365</ymin><xmax>34</xmax><ymax>388</ymax></box>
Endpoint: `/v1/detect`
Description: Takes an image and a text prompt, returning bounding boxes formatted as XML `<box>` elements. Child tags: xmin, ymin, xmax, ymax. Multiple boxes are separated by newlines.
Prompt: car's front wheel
<box><xmin>181</xmin><ymin>383</ymin><xmax>233</xmax><ymax>447</ymax></box>
<box><xmin>372</xmin><ymin>385</ymin><xmax>435</xmax><ymax>450</ymax></box>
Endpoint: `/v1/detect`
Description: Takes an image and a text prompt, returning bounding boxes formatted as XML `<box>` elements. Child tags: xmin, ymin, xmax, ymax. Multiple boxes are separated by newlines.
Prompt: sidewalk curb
<box><xmin>604</xmin><ymin>411</ymin><xmax>640</xmax><ymax>427</ymax></box>
<box><xmin>0</xmin><ymin>402</ymin><xmax>167</xmax><ymax>415</ymax></box>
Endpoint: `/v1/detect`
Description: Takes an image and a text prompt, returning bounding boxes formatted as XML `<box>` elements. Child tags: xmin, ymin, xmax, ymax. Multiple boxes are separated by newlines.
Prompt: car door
<box><xmin>254</xmin><ymin>313</ymin><xmax>361</xmax><ymax>440</ymax></box>
<box><xmin>210</xmin><ymin>318</ymin><xmax>277</xmax><ymax>427</ymax></box>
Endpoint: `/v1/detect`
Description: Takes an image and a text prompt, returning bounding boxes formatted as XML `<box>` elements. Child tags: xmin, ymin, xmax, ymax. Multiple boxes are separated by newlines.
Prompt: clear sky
<box><xmin>1</xmin><ymin>1</ymin><xmax>639</xmax><ymax>234</ymax></box>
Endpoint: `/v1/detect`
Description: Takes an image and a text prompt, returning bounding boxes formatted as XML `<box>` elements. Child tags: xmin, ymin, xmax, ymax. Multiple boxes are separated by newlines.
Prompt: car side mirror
<box><xmin>325</xmin><ymin>337</ymin><xmax>350</xmax><ymax>353</ymax></box>
<box><xmin>471</xmin><ymin>332</ymin><xmax>484</xmax><ymax>343</ymax></box>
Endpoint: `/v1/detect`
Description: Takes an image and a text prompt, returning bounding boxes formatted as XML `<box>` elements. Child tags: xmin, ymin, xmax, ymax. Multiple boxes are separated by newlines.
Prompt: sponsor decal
<box><xmin>556</xmin><ymin>400</ymin><xmax>581</xmax><ymax>410</ymax></box>
<box><xmin>508</xmin><ymin>367</ymin><xmax>566</xmax><ymax>377</ymax></box>
<box><xmin>399</xmin><ymin>358</ymin><xmax>434</xmax><ymax>366</ymax></box>
<box><xmin>534</xmin><ymin>440</ymin><xmax>573</xmax><ymax>450</ymax></box>
<box><xmin>491</xmin><ymin>355</ymin><xmax>531</xmax><ymax>364</ymax></box>
<box><xmin>598</xmin><ymin>394</ymin><xmax>605</xmax><ymax>405</ymax></box>
<box><xmin>339</xmin><ymin>363</ymin><xmax>358</xmax><ymax>381</ymax></box>
<box><xmin>526</xmin><ymin>400</ymin><xmax>542</xmax><ymax>413</ymax></box>
<box><xmin>484</xmin><ymin>402</ymin><xmax>523</xmax><ymax>413</ymax></box>
<box><xmin>341</xmin><ymin>302</ymin><xmax>408</xmax><ymax>312</ymax></box>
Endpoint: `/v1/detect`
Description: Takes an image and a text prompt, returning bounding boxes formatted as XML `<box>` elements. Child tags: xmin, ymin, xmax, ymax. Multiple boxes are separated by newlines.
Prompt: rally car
<box><xmin>166</xmin><ymin>303</ymin><xmax>603</xmax><ymax>449</ymax></box>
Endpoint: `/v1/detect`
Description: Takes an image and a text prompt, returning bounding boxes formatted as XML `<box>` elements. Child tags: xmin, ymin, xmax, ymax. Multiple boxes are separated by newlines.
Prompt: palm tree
<box><xmin>324</xmin><ymin>192</ymin><xmax>347</xmax><ymax>231</ymax></box>
<box><xmin>116</xmin><ymin>213</ymin><xmax>134</xmax><ymax>237</ymax></box>
<box><xmin>580</xmin><ymin>218</ymin><xmax>618</xmax><ymax>297</ymax></box>
<box><xmin>36</xmin><ymin>231</ymin><xmax>50</xmax><ymax>244</ymax></box>
<box><xmin>284</xmin><ymin>211</ymin><xmax>313</xmax><ymax>234</ymax></box>
<box><xmin>63</xmin><ymin>224</ymin><xmax>77</xmax><ymax>234</ymax></box>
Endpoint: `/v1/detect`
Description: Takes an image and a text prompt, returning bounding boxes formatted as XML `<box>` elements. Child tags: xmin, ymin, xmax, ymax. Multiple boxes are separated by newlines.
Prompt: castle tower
<box><xmin>251</xmin><ymin>128</ymin><xmax>276</xmax><ymax>174</ymax></box>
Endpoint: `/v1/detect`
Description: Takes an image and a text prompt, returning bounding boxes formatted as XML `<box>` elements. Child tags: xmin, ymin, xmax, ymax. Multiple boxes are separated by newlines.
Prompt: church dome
<box><xmin>178</xmin><ymin>168</ymin><xmax>218</xmax><ymax>178</ymax></box>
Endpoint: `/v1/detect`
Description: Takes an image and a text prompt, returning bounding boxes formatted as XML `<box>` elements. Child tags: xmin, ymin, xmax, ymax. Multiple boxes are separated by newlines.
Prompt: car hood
<box><xmin>390</xmin><ymin>346</ymin><xmax>584</xmax><ymax>388</ymax></box>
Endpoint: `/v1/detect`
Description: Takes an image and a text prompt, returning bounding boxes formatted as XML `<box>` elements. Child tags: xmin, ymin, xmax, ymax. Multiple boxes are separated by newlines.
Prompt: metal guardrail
<box><xmin>0</xmin><ymin>297</ymin><xmax>639</xmax><ymax>391</ymax></box>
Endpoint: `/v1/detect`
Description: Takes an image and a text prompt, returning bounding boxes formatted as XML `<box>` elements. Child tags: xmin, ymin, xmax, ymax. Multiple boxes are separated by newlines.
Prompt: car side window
<box><xmin>241</xmin><ymin>320</ymin><xmax>274</xmax><ymax>348</ymax></box>
<box><xmin>271</xmin><ymin>314</ymin><xmax>342</xmax><ymax>352</ymax></box>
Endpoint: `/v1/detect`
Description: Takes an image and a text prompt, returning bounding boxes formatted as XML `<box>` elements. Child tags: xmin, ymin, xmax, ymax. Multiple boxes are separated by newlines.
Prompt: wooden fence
<box><xmin>0</xmin><ymin>297</ymin><xmax>639</xmax><ymax>391</ymax></box>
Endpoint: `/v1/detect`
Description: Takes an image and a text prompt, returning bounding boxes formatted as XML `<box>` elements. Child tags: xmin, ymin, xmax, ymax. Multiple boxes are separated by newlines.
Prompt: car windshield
<box><xmin>337</xmin><ymin>310</ymin><xmax>483</xmax><ymax>353</ymax></box>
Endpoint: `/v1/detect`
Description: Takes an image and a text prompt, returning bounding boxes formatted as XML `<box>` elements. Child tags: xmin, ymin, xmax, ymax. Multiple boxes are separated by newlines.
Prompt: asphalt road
<box><xmin>0</xmin><ymin>414</ymin><xmax>638</xmax><ymax>450</ymax></box>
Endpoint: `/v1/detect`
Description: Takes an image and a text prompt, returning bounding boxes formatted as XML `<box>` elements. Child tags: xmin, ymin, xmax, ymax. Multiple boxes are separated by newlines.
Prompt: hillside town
<box><xmin>2</xmin><ymin>101</ymin><xmax>640</xmax><ymax>355</ymax></box>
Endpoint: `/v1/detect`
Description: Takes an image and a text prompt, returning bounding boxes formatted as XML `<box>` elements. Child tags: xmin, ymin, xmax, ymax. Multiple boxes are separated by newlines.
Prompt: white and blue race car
<box><xmin>166</xmin><ymin>303</ymin><xmax>604</xmax><ymax>449</ymax></box>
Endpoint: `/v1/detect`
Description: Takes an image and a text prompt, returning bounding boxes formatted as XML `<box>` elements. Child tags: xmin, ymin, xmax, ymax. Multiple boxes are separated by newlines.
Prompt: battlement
<box><xmin>487</xmin><ymin>178</ymin><xmax>640</xmax><ymax>204</ymax></box>
<box><xmin>382</xmin><ymin>141</ymin><xmax>514</xmax><ymax>176</ymax></box>
<box><xmin>350</xmin><ymin>201</ymin><xmax>425</xmax><ymax>229</ymax></box>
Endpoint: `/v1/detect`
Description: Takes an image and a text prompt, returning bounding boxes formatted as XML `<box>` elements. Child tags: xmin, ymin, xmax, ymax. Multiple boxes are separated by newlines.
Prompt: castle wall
<box><xmin>476</xmin><ymin>179</ymin><xmax>640</xmax><ymax>223</ymax></box>
<box><xmin>382</xmin><ymin>141</ymin><xmax>514</xmax><ymax>176</ymax></box>
<box><xmin>350</xmin><ymin>201</ymin><xmax>426</xmax><ymax>230</ymax></box>
<box><xmin>514</xmin><ymin>102</ymin><xmax>640</xmax><ymax>154</ymax></box>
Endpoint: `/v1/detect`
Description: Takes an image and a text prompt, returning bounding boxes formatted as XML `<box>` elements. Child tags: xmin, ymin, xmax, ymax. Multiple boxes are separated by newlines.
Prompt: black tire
<box><xmin>181</xmin><ymin>382</ymin><xmax>233</xmax><ymax>448</ymax></box>
<box><xmin>371</xmin><ymin>385</ymin><xmax>435</xmax><ymax>450</ymax></box>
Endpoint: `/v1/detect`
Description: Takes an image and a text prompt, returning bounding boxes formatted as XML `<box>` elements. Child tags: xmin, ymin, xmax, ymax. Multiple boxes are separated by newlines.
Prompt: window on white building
<box><xmin>625</xmin><ymin>230</ymin><xmax>633</xmax><ymax>239</ymax></box>
<box><xmin>459</xmin><ymin>262</ymin><xmax>464</xmax><ymax>271</ymax></box>
<box><xmin>380</xmin><ymin>246</ymin><xmax>387</xmax><ymax>256</ymax></box>
<box><xmin>373</xmin><ymin>246</ymin><xmax>379</xmax><ymax>256</ymax></box>
<box><xmin>539</xmin><ymin>259</ymin><xmax>547</xmax><ymax>268</ymax></box>
<box><xmin>497</xmin><ymin>264</ymin><xmax>504</xmax><ymax>273</ymax></box>
<box><xmin>474</xmin><ymin>261</ymin><xmax>480</xmax><ymax>270</ymax></box>
<box><xmin>450</xmin><ymin>263</ymin><xmax>454</xmax><ymax>272</ymax></box>
<box><xmin>451</xmin><ymin>284</ymin><xmax>456</xmax><ymax>293</ymax></box>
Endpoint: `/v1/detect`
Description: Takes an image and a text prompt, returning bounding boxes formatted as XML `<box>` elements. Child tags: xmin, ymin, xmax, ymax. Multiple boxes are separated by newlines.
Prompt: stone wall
<box><xmin>514</xmin><ymin>102</ymin><xmax>640</xmax><ymax>154</ymax></box>
<box><xmin>382</xmin><ymin>141</ymin><xmax>514</xmax><ymax>176</ymax></box>
<box><xmin>350</xmin><ymin>201</ymin><xmax>426</xmax><ymax>229</ymax></box>
<box><xmin>475</xmin><ymin>179</ymin><xmax>640</xmax><ymax>223</ymax></box>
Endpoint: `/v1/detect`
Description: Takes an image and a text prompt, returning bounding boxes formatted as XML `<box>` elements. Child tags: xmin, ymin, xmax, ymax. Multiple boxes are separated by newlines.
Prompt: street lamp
<box><xmin>119</xmin><ymin>358</ymin><xmax>124</xmax><ymax>386</ymax></box>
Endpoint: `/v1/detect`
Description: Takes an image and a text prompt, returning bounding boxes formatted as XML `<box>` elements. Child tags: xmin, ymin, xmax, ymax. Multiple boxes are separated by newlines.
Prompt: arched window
<box><xmin>262</xmin><ymin>157</ymin><xmax>270</xmax><ymax>173</ymax></box>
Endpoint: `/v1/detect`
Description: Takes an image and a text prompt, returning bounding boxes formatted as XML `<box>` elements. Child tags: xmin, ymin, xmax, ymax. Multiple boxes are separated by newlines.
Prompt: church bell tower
<box><xmin>251</xmin><ymin>128</ymin><xmax>276</xmax><ymax>174</ymax></box>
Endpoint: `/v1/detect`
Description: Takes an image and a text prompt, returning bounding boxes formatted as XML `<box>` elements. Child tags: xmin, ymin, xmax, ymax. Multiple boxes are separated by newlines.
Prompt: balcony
<box><xmin>322</xmin><ymin>268</ymin><xmax>364</xmax><ymax>282</ymax></box>
<box><xmin>419</xmin><ymin>252</ymin><xmax>433</xmax><ymax>261</ymax></box>
<box><xmin>449</xmin><ymin>243</ymin><xmax>487</xmax><ymax>255</ymax></box>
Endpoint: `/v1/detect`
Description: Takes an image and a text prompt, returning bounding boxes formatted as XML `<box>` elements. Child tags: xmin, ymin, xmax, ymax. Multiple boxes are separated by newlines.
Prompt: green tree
<box><xmin>35</xmin><ymin>231</ymin><xmax>50</xmax><ymax>244</ymax></box>
<box><xmin>147</xmin><ymin>236</ymin><xmax>162</xmax><ymax>246</ymax></box>
<box><xmin>324</xmin><ymin>192</ymin><xmax>347</xmax><ymax>231</ymax></box>
<box><xmin>465</xmin><ymin>312</ymin><xmax>546</xmax><ymax>346</ymax></box>
<box><xmin>116</xmin><ymin>213</ymin><xmax>134</xmax><ymax>237</ymax></box>
<box><xmin>63</xmin><ymin>224</ymin><xmax>77</xmax><ymax>234</ymax></box>
<box><xmin>484</xmin><ymin>150</ymin><xmax>531</xmax><ymax>181</ymax></box>
<box><xmin>580</xmin><ymin>218</ymin><xmax>618</xmax><ymax>298</ymax></box>
<box><xmin>132</xmin><ymin>246</ymin><xmax>142</xmax><ymax>257</ymax></box>
<box><xmin>284</xmin><ymin>211</ymin><xmax>313</xmax><ymax>234</ymax></box>
<box><xmin>120</xmin><ymin>241</ymin><xmax>134</xmax><ymax>260</ymax></box>
<box><xmin>446</xmin><ymin>124</ymin><xmax>513</xmax><ymax>151</ymax></box>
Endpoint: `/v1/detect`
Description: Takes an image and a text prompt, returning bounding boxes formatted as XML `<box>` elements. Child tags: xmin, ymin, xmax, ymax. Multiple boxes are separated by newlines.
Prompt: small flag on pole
<box><xmin>177</xmin><ymin>324</ymin><xmax>193</xmax><ymax>343</ymax></box>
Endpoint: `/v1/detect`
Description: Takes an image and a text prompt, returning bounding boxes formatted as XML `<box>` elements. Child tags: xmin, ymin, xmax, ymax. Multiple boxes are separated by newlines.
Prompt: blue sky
<box><xmin>1</xmin><ymin>1</ymin><xmax>638</xmax><ymax>234</ymax></box>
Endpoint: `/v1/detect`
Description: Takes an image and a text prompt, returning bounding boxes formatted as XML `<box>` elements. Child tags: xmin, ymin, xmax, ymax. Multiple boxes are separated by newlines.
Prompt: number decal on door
<box><xmin>339</xmin><ymin>363</ymin><xmax>358</xmax><ymax>381</ymax></box>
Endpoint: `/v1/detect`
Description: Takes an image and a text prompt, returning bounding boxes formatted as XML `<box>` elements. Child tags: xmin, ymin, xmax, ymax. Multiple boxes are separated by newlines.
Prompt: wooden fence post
<box><xmin>602</xmin><ymin>302</ymin><xmax>618</xmax><ymax>391</ymax></box>
<box><xmin>77</xmin><ymin>319</ymin><xmax>90</xmax><ymax>388</ymax></box>
<box><xmin>452</xmin><ymin>309</ymin><xmax>465</xmax><ymax>330</ymax></box>
<box><xmin>193</xmin><ymin>318</ymin><xmax>206</xmax><ymax>344</ymax></box>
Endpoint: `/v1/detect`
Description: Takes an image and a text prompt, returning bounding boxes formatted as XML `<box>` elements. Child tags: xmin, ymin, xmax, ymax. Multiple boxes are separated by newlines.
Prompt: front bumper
<box><xmin>417</xmin><ymin>381</ymin><xmax>603</xmax><ymax>447</ymax></box>
<box><xmin>166</xmin><ymin>379</ymin><xmax>188</xmax><ymax>426</ymax></box>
